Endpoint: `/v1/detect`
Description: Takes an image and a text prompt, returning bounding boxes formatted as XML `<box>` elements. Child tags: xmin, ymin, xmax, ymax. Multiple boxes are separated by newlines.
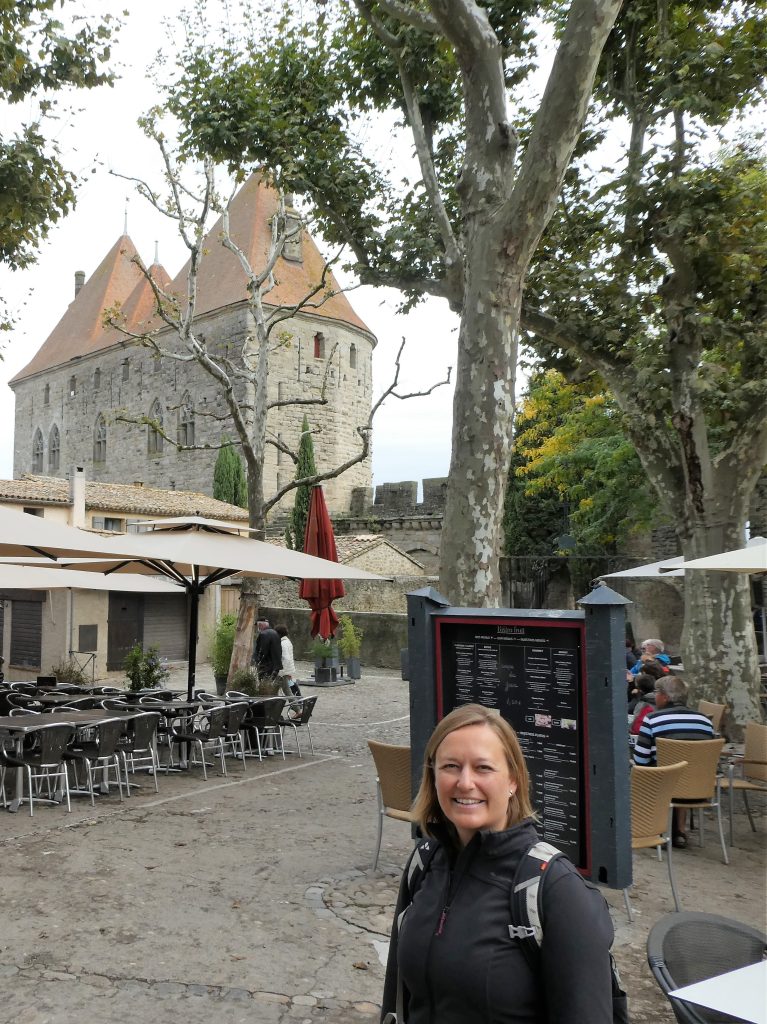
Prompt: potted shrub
<box><xmin>123</xmin><ymin>641</ymin><xmax>170</xmax><ymax>695</ymax></box>
<box><xmin>310</xmin><ymin>636</ymin><xmax>340</xmax><ymax>683</ymax></box>
<box><xmin>229</xmin><ymin>667</ymin><xmax>280</xmax><ymax>698</ymax></box>
<box><xmin>338</xmin><ymin>615</ymin><xmax>363</xmax><ymax>679</ymax></box>
<box><xmin>210</xmin><ymin>613</ymin><xmax>237</xmax><ymax>695</ymax></box>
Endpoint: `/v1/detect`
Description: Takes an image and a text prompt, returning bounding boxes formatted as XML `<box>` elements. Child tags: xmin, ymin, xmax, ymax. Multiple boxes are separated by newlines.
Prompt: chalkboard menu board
<box><xmin>434</xmin><ymin>616</ymin><xmax>589</xmax><ymax>871</ymax></box>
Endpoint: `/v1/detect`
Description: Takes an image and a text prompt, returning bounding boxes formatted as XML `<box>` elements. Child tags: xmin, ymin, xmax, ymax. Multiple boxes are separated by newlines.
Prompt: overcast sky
<box><xmin>0</xmin><ymin>1</ymin><xmax>461</xmax><ymax>495</ymax></box>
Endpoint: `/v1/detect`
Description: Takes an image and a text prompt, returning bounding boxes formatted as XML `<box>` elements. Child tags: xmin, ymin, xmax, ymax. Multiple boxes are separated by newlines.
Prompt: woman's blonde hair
<box><xmin>411</xmin><ymin>704</ymin><xmax>535</xmax><ymax>842</ymax></box>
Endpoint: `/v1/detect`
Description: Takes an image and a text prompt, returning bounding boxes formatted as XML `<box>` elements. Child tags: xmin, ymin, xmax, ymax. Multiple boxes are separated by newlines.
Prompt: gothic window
<box><xmin>43</xmin><ymin>383</ymin><xmax>50</xmax><ymax>405</ymax></box>
<box><xmin>69</xmin><ymin>375</ymin><xmax>77</xmax><ymax>398</ymax></box>
<box><xmin>93</xmin><ymin>414</ymin><xmax>107</xmax><ymax>463</ymax></box>
<box><xmin>122</xmin><ymin>358</ymin><xmax>129</xmax><ymax>381</ymax></box>
<box><xmin>313</xmin><ymin>332</ymin><xmax>325</xmax><ymax>359</ymax></box>
<box><xmin>93</xmin><ymin>367</ymin><xmax>101</xmax><ymax>390</ymax></box>
<box><xmin>32</xmin><ymin>429</ymin><xmax>44</xmax><ymax>472</ymax></box>
<box><xmin>178</xmin><ymin>394</ymin><xmax>195</xmax><ymax>446</ymax></box>
<box><xmin>48</xmin><ymin>425</ymin><xmax>60</xmax><ymax>472</ymax></box>
<box><xmin>349</xmin><ymin>344</ymin><xmax>357</xmax><ymax>369</ymax></box>
<box><xmin>147</xmin><ymin>399</ymin><xmax>163</xmax><ymax>454</ymax></box>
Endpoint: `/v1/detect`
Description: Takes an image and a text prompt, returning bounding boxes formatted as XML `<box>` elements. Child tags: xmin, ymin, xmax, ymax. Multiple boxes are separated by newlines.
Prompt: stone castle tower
<box><xmin>9</xmin><ymin>176</ymin><xmax>375</xmax><ymax>513</ymax></box>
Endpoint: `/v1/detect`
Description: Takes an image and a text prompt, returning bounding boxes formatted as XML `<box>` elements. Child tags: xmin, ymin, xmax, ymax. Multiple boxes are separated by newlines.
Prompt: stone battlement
<box><xmin>349</xmin><ymin>477</ymin><xmax>447</xmax><ymax>517</ymax></box>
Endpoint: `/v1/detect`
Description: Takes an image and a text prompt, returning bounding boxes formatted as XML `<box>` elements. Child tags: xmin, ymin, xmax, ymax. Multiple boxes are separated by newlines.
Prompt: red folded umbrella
<box><xmin>299</xmin><ymin>486</ymin><xmax>345</xmax><ymax>637</ymax></box>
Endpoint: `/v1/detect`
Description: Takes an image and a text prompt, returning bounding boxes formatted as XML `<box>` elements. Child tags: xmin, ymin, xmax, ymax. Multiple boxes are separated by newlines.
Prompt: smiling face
<box><xmin>433</xmin><ymin>723</ymin><xmax>516</xmax><ymax>846</ymax></box>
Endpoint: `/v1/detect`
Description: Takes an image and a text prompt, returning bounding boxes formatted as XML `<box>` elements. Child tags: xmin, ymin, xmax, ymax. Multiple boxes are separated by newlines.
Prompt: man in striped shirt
<box><xmin>634</xmin><ymin>675</ymin><xmax>714</xmax><ymax>846</ymax></box>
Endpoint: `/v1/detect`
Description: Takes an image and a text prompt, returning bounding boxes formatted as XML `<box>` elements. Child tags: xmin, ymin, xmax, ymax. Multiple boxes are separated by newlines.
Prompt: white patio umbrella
<box><xmin>662</xmin><ymin>537</ymin><xmax>767</xmax><ymax>574</ymax></box>
<box><xmin>601</xmin><ymin>556</ymin><xmax>685</xmax><ymax>580</ymax></box>
<box><xmin>0</xmin><ymin>562</ymin><xmax>178</xmax><ymax>593</ymax></box>
<box><xmin>0</xmin><ymin>506</ymin><xmax>140</xmax><ymax>560</ymax></box>
<box><xmin>53</xmin><ymin>516</ymin><xmax>387</xmax><ymax>699</ymax></box>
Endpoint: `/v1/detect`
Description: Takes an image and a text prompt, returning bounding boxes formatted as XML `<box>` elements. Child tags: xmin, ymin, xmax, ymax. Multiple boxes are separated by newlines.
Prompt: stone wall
<box><xmin>12</xmin><ymin>304</ymin><xmax>374</xmax><ymax>515</ymax></box>
<box><xmin>261</xmin><ymin>606</ymin><xmax>407</xmax><ymax>670</ymax></box>
<box><xmin>242</xmin><ymin>574</ymin><xmax>436</xmax><ymax>616</ymax></box>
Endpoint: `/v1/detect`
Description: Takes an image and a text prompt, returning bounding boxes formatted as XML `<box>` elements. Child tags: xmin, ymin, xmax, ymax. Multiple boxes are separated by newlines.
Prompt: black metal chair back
<box><xmin>125</xmin><ymin>712</ymin><xmax>161</xmax><ymax>750</ymax></box>
<box><xmin>647</xmin><ymin>911</ymin><xmax>766</xmax><ymax>1024</ymax></box>
<box><xmin>31</xmin><ymin>723</ymin><xmax>77</xmax><ymax>767</ymax></box>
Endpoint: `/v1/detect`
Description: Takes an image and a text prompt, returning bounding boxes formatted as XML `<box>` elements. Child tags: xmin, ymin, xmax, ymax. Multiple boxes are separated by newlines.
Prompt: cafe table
<box><xmin>669</xmin><ymin>960</ymin><xmax>767</xmax><ymax>1024</ymax></box>
<box><xmin>0</xmin><ymin>710</ymin><xmax>143</xmax><ymax>812</ymax></box>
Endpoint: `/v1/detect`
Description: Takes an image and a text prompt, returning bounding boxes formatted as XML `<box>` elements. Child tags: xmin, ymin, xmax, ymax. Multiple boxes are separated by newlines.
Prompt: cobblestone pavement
<box><xmin>1</xmin><ymin>662</ymin><xmax>764</xmax><ymax>1023</ymax></box>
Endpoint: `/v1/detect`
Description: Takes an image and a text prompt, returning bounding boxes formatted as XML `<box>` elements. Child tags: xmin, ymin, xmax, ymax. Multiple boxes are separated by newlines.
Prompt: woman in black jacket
<box><xmin>381</xmin><ymin>704</ymin><xmax>615</xmax><ymax>1024</ymax></box>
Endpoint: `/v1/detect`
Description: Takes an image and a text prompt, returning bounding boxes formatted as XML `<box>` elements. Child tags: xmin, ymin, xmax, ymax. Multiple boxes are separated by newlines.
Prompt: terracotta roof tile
<box><xmin>10</xmin><ymin>236</ymin><xmax>149</xmax><ymax>384</ymax></box>
<box><xmin>169</xmin><ymin>175</ymin><xmax>373</xmax><ymax>335</ymax></box>
<box><xmin>11</xmin><ymin>176</ymin><xmax>373</xmax><ymax>386</ymax></box>
<box><xmin>0</xmin><ymin>475</ymin><xmax>249</xmax><ymax>520</ymax></box>
<box><xmin>272</xmin><ymin>532</ymin><xmax>424</xmax><ymax>570</ymax></box>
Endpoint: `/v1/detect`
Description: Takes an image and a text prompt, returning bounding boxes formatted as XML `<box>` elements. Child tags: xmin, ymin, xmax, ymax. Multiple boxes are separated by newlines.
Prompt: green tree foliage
<box><xmin>0</xmin><ymin>2</ymin><xmax>116</xmax><ymax>273</ymax></box>
<box><xmin>165</xmin><ymin>0</ymin><xmax>622</xmax><ymax>605</ymax></box>
<box><xmin>285</xmin><ymin>415</ymin><xmax>317</xmax><ymax>549</ymax></box>
<box><xmin>505</xmin><ymin>370</ymin><xmax>654</xmax><ymax>558</ymax></box>
<box><xmin>212</xmin><ymin>436</ymin><xmax>247</xmax><ymax>508</ymax></box>
<box><xmin>521</xmin><ymin>0</ymin><xmax>767</xmax><ymax>719</ymax></box>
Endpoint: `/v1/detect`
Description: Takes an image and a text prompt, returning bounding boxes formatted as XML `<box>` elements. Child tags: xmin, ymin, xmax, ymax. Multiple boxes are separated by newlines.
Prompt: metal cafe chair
<box><xmin>367</xmin><ymin>740</ymin><xmax>417</xmax><ymax>871</ymax></box>
<box><xmin>167</xmin><ymin>705</ymin><xmax>230</xmax><ymax>780</ymax></box>
<box><xmin>0</xmin><ymin>723</ymin><xmax>76</xmax><ymax>816</ymax></box>
<box><xmin>118</xmin><ymin>712</ymin><xmax>162</xmax><ymax>794</ymax></box>
<box><xmin>623</xmin><ymin>761</ymin><xmax>688</xmax><ymax>922</ymax></box>
<box><xmin>656</xmin><ymin>738</ymin><xmax>728</xmax><ymax>864</ymax></box>
<box><xmin>63</xmin><ymin>717</ymin><xmax>126</xmax><ymax>806</ymax></box>
<box><xmin>647</xmin><ymin>911</ymin><xmax>766</xmax><ymax>1024</ymax></box>
<box><xmin>280</xmin><ymin>696</ymin><xmax>319</xmax><ymax>758</ymax></box>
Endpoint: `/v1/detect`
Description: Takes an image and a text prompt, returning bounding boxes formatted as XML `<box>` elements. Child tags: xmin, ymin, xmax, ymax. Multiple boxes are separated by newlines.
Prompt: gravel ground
<box><xmin>0</xmin><ymin>661</ymin><xmax>764</xmax><ymax>1023</ymax></box>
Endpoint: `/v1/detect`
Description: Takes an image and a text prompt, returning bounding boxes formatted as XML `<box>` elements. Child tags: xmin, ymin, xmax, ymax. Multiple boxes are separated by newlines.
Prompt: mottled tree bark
<box><xmin>435</xmin><ymin>0</ymin><xmax>623</xmax><ymax>604</ymax></box>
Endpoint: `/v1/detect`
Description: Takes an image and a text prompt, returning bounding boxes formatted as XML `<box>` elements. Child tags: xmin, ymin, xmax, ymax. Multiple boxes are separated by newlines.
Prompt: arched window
<box><xmin>93</xmin><ymin>414</ymin><xmax>107</xmax><ymax>463</ymax></box>
<box><xmin>69</xmin><ymin>375</ymin><xmax>77</xmax><ymax>398</ymax></box>
<box><xmin>93</xmin><ymin>367</ymin><xmax>101</xmax><ymax>390</ymax></box>
<box><xmin>48</xmin><ymin>425</ymin><xmax>60</xmax><ymax>472</ymax></box>
<box><xmin>147</xmin><ymin>399</ymin><xmax>163</xmax><ymax>454</ymax></box>
<box><xmin>313</xmin><ymin>332</ymin><xmax>325</xmax><ymax>359</ymax></box>
<box><xmin>349</xmin><ymin>343</ymin><xmax>357</xmax><ymax>369</ymax></box>
<box><xmin>43</xmin><ymin>383</ymin><xmax>50</xmax><ymax>405</ymax></box>
<box><xmin>178</xmin><ymin>394</ymin><xmax>195</xmax><ymax>446</ymax></box>
<box><xmin>32</xmin><ymin>429</ymin><xmax>44</xmax><ymax>473</ymax></box>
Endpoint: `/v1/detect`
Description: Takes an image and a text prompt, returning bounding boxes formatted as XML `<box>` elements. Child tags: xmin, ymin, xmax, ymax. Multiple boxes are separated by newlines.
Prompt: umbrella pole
<box><xmin>186</xmin><ymin>582</ymin><xmax>201</xmax><ymax>703</ymax></box>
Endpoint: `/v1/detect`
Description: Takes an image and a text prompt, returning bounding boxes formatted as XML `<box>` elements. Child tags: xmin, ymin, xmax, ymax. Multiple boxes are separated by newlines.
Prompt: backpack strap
<box><xmin>406</xmin><ymin>838</ymin><xmax>437</xmax><ymax>901</ymax></box>
<box><xmin>509</xmin><ymin>840</ymin><xmax>563</xmax><ymax>957</ymax></box>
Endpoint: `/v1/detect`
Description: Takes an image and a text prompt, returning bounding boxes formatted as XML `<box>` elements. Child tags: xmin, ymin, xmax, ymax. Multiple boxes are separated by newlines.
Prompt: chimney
<box><xmin>74</xmin><ymin>271</ymin><xmax>85</xmax><ymax>298</ymax></box>
<box><xmin>69</xmin><ymin>466</ymin><xmax>86</xmax><ymax>528</ymax></box>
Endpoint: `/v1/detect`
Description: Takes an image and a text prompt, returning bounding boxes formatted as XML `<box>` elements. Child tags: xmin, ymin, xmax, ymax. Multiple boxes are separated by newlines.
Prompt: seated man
<box><xmin>628</xmin><ymin>637</ymin><xmax>672</xmax><ymax>678</ymax></box>
<box><xmin>633</xmin><ymin>675</ymin><xmax>714</xmax><ymax>847</ymax></box>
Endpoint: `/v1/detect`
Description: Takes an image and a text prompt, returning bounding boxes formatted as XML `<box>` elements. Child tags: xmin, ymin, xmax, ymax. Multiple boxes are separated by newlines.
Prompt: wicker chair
<box><xmin>647</xmin><ymin>911</ymin><xmax>766</xmax><ymax>1023</ymax></box>
<box><xmin>624</xmin><ymin>761</ymin><xmax>688</xmax><ymax>922</ymax></box>
<box><xmin>656</xmin><ymin>737</ymin><xmax>728</xmax><ymax>864</ymax></box>
<box><xmin>367</xmin><ymin>740</ymin><xmax>417</xmax><ymax>871</ymax></box>
<box><xmin>697</xmin><ymin>700</ymin><xmax>726</xmax><ymax>735</ymax></box>
<box><xmin>720</xmin><ymin>721</ymin><xmax>767</xmax><ymax>845</ymax></box>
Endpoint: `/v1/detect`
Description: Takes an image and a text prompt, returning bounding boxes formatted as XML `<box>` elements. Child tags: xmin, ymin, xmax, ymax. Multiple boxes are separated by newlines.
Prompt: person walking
<box><xmin>275</xmin><ymin>624</ymin><xmax>301</xmax><ymax>702</ymax></box>
<box><xmin>381</xmin><ymin>703</ymin><xmax>616</xmax><ymax>1023</ymax></box>
<box><xmin>253</xmin><ymin>619</ymin><xmax>282</xmax><ymax>683</ymax></box>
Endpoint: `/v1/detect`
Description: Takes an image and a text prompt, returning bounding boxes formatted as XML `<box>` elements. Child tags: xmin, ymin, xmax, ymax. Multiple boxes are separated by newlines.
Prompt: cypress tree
<box><xmin>213</xmin><ymin>437</ymin><xmax>247</xmax><ymax>508</ymax></box>
<box><xmin>286</xmin><ymin>415</ymin><xmax>317</xmax><ymax>548</ymax></box>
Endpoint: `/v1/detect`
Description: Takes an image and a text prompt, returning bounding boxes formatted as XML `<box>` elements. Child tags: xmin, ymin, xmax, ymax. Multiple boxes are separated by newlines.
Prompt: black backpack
<box><xmin>405</xmin><ymin>838</ymin><xmax>629</xmax><ymax>1024</ymax></box>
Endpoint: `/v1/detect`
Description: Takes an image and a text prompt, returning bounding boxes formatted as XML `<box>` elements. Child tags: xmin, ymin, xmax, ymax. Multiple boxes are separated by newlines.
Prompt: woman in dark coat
<box><xmin>381</xmin><ymin>704</ymin><xmax>615</xmax><ymax>1024</ymax></box>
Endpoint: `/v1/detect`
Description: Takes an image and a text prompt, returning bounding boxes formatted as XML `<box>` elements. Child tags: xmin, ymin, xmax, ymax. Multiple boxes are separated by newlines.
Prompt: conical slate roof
<box><xmin>169</xmin><ymin>175</ymin><xmax>372</xmax><ymax>334</ymax></box>
<box><xmin>10</xmin><ymin>235</ymin><xmax>155</xmax><ymax>383</ymax></box>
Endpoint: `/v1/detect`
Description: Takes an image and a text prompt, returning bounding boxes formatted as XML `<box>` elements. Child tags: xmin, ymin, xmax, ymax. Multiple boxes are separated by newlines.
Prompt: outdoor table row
<box><xmin>0</xmin><ymin>704</ymin><xmax>200</xmax><ymax>813</ymax></box>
